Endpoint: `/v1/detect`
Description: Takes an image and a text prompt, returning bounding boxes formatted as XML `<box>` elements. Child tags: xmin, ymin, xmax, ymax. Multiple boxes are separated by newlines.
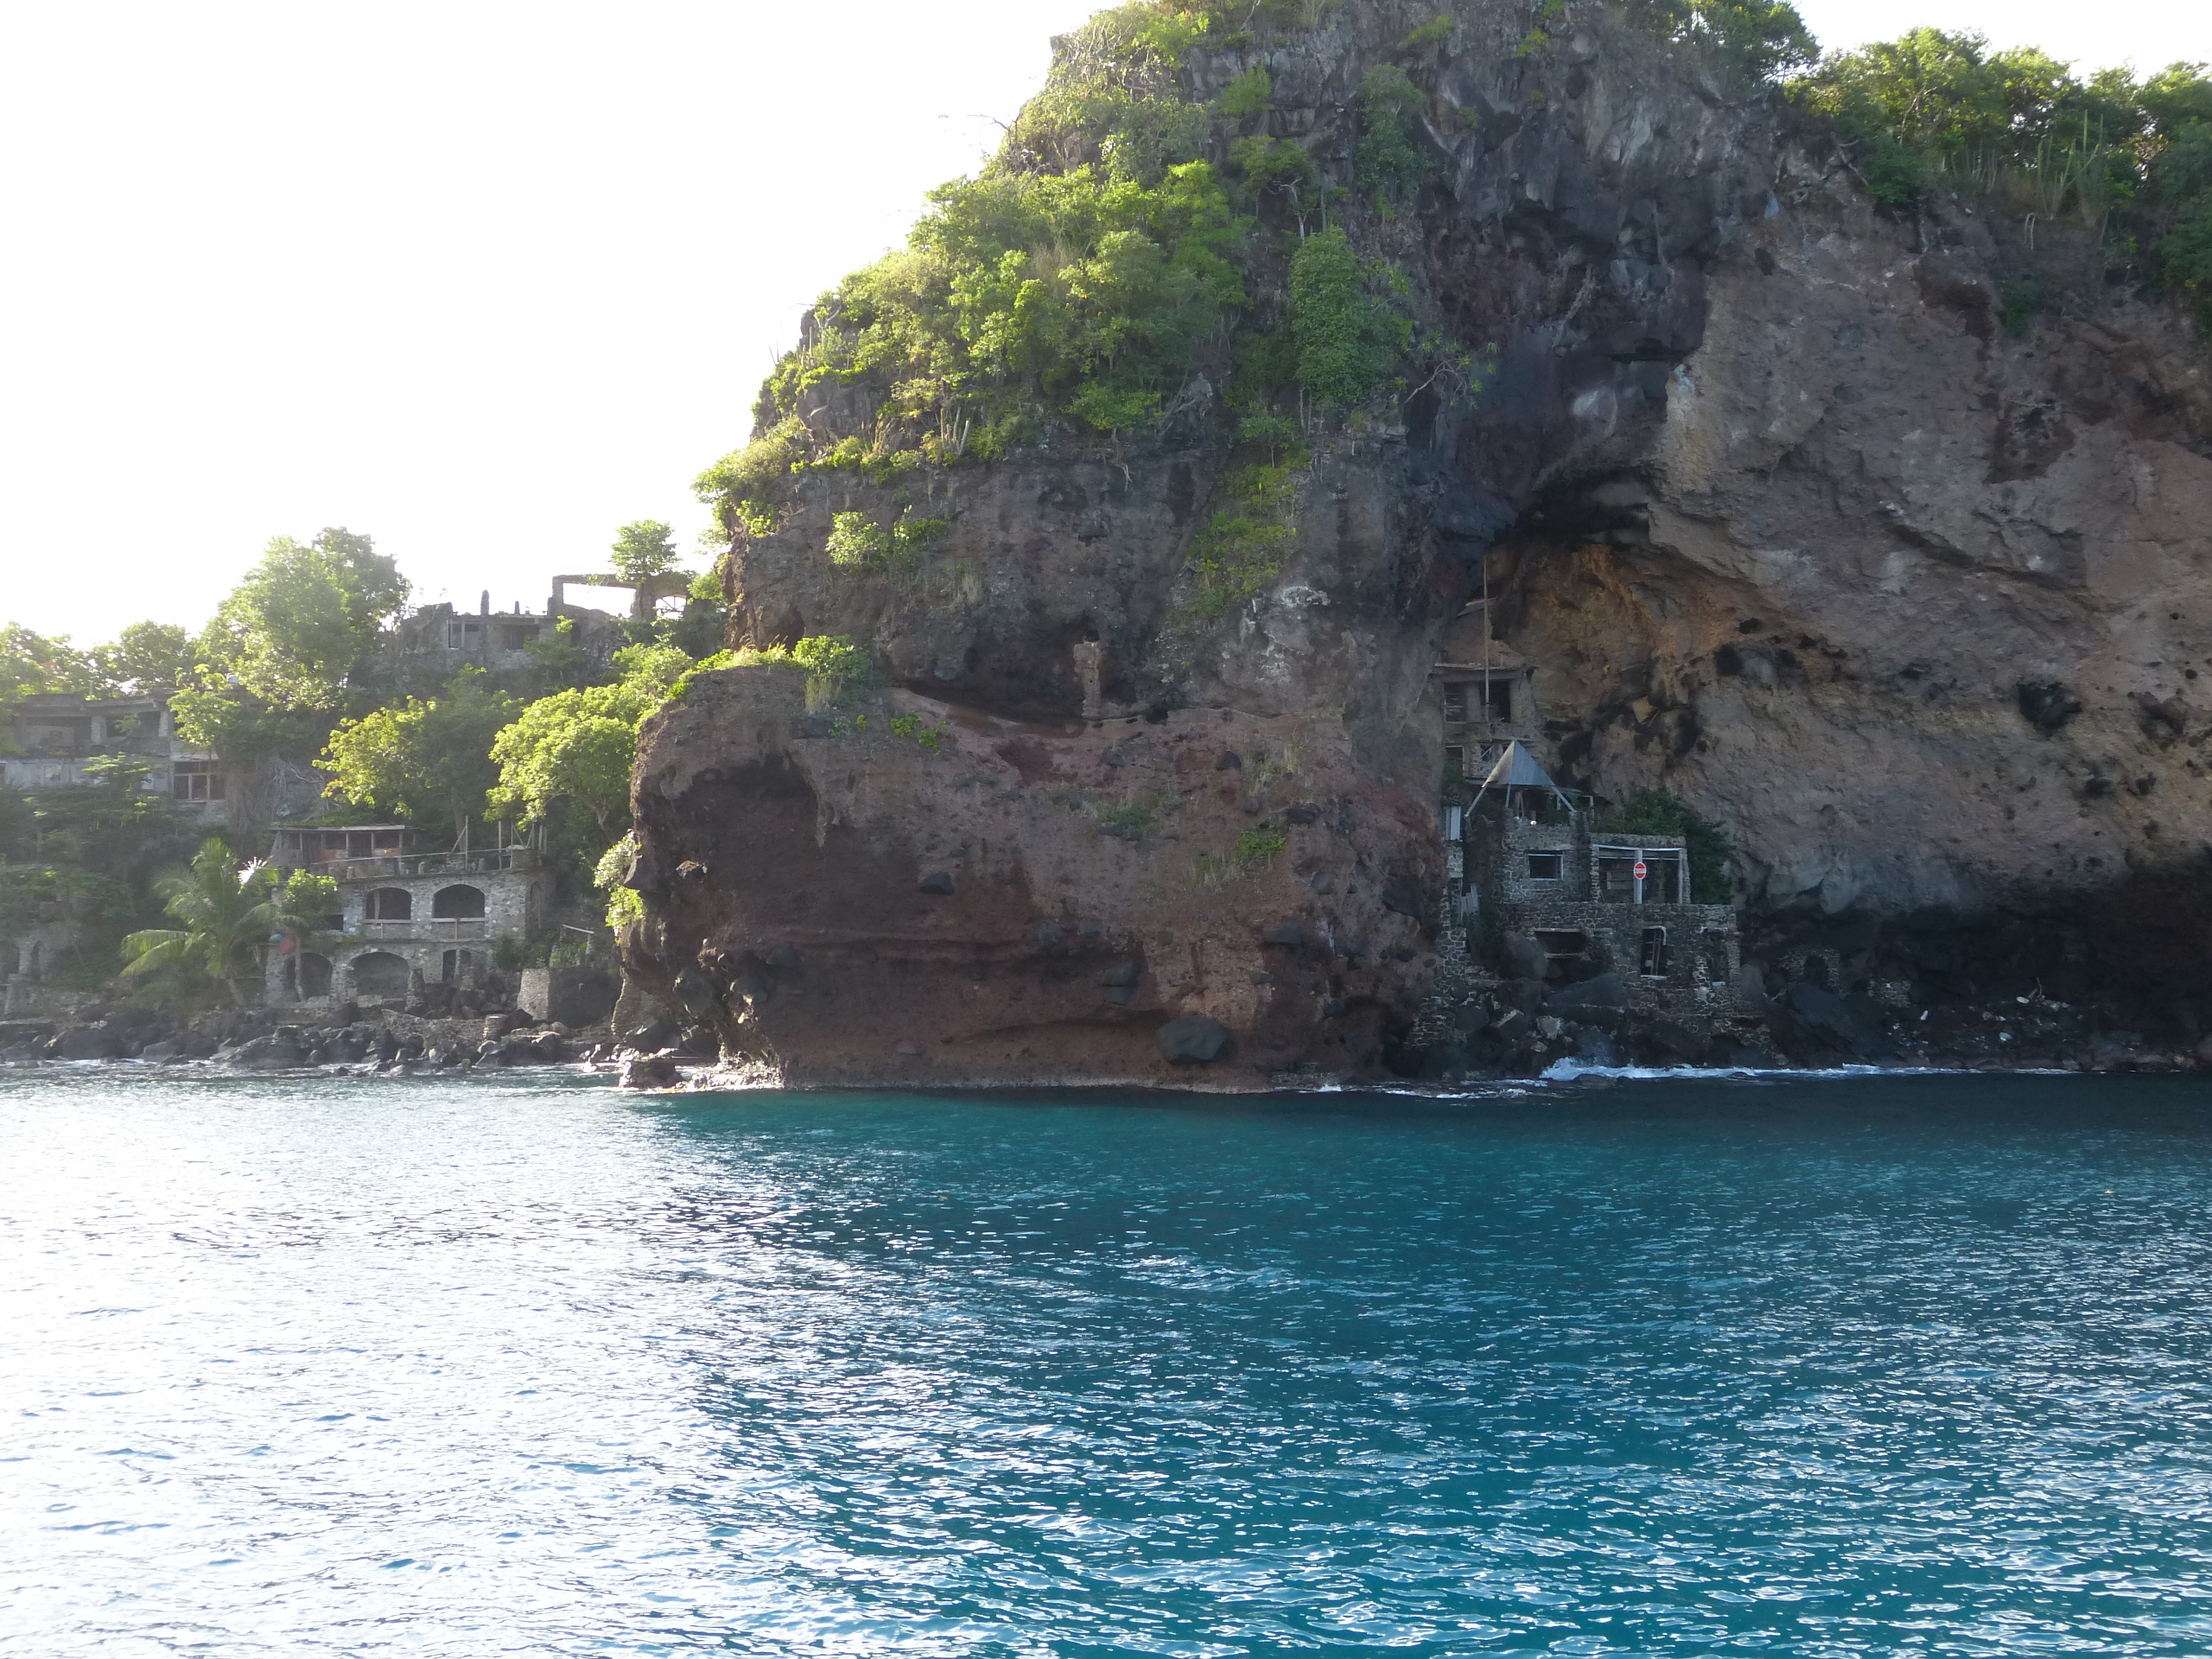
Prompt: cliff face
<box><xmin>628</xmin><ymin>1</ymin><xmax>2212</xmax><ymax>1084</ymax></box>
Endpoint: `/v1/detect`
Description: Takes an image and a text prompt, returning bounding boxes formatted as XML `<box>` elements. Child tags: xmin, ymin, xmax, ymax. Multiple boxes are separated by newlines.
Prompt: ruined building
<box><xmin>1433</xmin><ymin>594</ymin><xmax>1751</xmax><ymax>1027</ymax></box>
<box><xmin>1460</xmin><ymin>741</ymin><xmax>1747</xmax><ymax>1017</ymax></box>
<box><xmin>264</xmin><ymin>823</ymin><xmax>550</xmax><ymax>1005</ymax></box>
<box><xmin>3</xmin><ymin>692</ymin><xmax>226</xmax><ymax>810</ymax></box>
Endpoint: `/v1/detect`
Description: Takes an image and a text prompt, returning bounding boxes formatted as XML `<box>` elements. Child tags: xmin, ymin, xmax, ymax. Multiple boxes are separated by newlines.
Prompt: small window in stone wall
<box><xmin>1443</xmin><ymin>684</ymin><xmax>1468</xmax><ymax>722</ymax></box>
<box><xmin>1526</xmin><ymin>852</ymin><xmax>1562</xmax><ymax>880</ymax></box>
<box><xmin>1640</xmin><ymin>926</ymin><xmax>1669</xmax><ymax>977</ymax></box>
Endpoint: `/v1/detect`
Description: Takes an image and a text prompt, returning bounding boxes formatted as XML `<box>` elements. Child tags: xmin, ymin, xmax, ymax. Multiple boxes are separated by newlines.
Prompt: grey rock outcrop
<box><xmin>624</xmin><ymin>0</ymin><xmax>2212</xmax><ymax>1085</ymax></box>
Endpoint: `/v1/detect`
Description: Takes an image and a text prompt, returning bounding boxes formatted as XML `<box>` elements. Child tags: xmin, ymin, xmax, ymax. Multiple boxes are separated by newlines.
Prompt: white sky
<box><xmin>2</xmin><ymin>0</ymin><xmax>2207</xmax><ymax>643</ymax></box>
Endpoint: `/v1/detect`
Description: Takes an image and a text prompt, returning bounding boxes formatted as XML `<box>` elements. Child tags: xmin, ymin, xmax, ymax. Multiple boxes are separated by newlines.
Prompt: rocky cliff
<box><xmin>626</xmin><ymin>0</ymin><xmax>2212</xmax><ymax>1085</ymax></box>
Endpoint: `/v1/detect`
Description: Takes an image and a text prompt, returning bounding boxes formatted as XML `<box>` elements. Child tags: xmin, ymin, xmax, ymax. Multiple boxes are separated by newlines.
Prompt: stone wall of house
<box><xmin>267</xmin><ymin>868</ymin><xmax>551</xmax><ymax>1004</ymax></box>
<box><xmin>1499</xmin><ymin>897</ymin><xmax>1745</xmax><ymax>1010</ymax></box>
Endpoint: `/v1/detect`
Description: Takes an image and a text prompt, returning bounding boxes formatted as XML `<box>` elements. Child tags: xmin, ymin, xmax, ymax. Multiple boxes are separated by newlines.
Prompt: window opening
<box><xmin>171</xmin><ymin>762</ymin><xmax>224</xmax><ymax>802</ymax></box>
<box><xmin>431</xmin><ymin>885</ymin><xmax>486</xmax><ymax>919</ymax></box>
<box><xmin>1526</xmin><ymin>852</ymin><xmax>1562</xmax><ymax>880</ymax></box>
<box><xmin>1640</xmin><ymin>926</ymin><xmax>1669</xmax><ymax>977</ymax></box>
<box><xmin>365</xmin><ymin>888</ymin><xmax>411</xmax><ymax>921</ymax></box>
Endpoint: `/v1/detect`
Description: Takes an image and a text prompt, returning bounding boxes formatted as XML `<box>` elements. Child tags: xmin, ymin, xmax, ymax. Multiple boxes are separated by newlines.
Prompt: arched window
<box><xmin>349</xmin><ymin>951</ymin><xmax>410</xmax><ymax>994</ymax></box>
<box><xmin>365</xmin><ymin>887</ymin><xmax>411</xmax><ymax>921</ymax></box>
<box><xmin>431</xmin><ymin>884</ymin><xmax>486</xmax><ymax>918</ymax></box>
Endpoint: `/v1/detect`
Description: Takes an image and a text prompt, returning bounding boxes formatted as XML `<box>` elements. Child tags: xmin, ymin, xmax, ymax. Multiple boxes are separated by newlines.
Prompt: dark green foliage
<box><xmin>1400</xmin><ymin>16</ymin><xmax>1451</xmax><ymax>53</ymax></box>
<box><xmin>1187</xmin><ymin>464</ymin><xmax>1298</xmax><ymax>616</ymax></box>
<box><xmin>1795</xmin><ymin>31</ymin><xmax>2212</xmax><ymax>325</ymax></box>
<box><xmin>1234</xmin><ymin>823</ymin><xmax>1287</xmax><ymax>868</ymax></box>
<box><xmin>1355</xmin><ymin>66</ymin><xmax>1427</xmax><ymax>206</ymax></box>
<box><xmin>523</xmin><ymin>614</ymin><xmax>596</xmax><ymax>692</ymax></box>
<box><xmin>1596</xmin><ymin>789</ymin><xmax>1732</xmax><ymax>903</ymax></box>
<box><xmin>824</xmin><ymin>510</ymin><xmax>950</xmax><ymax>577</ymax></box>
<box><xmin>318</xmin><ymin>670</ymin><xmax>520</xmax><ymax>842</ymax></box>
<box><xmin>1467</xmin><ymin>898</ymin><xmax>1503</xmax><ymax>968</ymax></box>
<box><xmin>730</xmin><ymin>157</ymin><xmax>1244</xmax><ymax>468</ymax></box>
<box><xmin>1440</xmin><ymin>757</ymin><xmax>1474</xmax><ymax>807</ymax></box>
<box><xmin>1219</xmin><ymin>66</ymin><xmax>1271</xmax><ymax>121</ymax></box>
<box><xmin>1229</xmin><ymin>136</ymin><xmax>1315</xmax><ymax>213</ymax></box>
<box><xmin>2001</xmin><ymin>278</ymin><xmax>2051</xmax><ymax>338</ymax></box>
<box><xmin>694</xmin><ymin>417</ymin><xmax>808</xmax><ymax>538</ymax></box>
<box><xmin>87</xmin><ymin>622</ymin><xmax>194</xmax><ymax>696</ymax></box>
<box><xmin>1</xmin><ymin>622</ymin><xmax>98</xmax><ymax>713</ymax></box>
<box><xmin>2167</xmin><ymin>196</ymin><xmax>2212</xmax><ymax>333</ymax></box>
<box><xmin>1631</xmin><ymin>0</ymin><xmax>1815</xmax><ymax>83</ymax></box>
<box><xmin>1289</xmin><ymin>226</ymin><xmax>1410</xmax><ymax>409</ymax></box>
<box><xmin>689</xmin><ymin>0</ymin><xmax>1500</xmax><ymax>563</ymax></box>
<box><xmin>195</xmin><ymin>527</ymin><xmax>406</xmax><ymax>713</ymax></box>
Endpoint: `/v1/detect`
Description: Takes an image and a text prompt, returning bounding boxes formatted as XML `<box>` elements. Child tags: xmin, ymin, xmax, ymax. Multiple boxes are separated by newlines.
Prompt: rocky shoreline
<box><xmin>1388</xmin><ymin>967</ymin><xmax>2212</xmax><ymax>1083</ymax></box>
<box><xmin>0</xmin><ymin>1003</ymin><xmax>732</xmax><ymax>1087</ymax></box>
<box><xmin>5</xmin><ymin>985</ymin><xmax>2202</xmax><ymax>1090</ymax></box>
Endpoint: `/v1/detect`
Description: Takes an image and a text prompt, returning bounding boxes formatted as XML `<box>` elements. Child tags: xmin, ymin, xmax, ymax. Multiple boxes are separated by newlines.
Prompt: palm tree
<box><xmin>121</xmin><ymin>838</ymin><xmax>335</xmax><ymax>1005</ymax></box>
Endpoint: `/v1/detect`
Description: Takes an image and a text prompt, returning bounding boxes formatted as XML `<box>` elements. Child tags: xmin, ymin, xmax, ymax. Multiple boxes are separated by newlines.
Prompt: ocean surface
<box><xmin>4</xmin><ymin>1070</ymin><xmax>2212</xmax><ymax>1656</ymax></box>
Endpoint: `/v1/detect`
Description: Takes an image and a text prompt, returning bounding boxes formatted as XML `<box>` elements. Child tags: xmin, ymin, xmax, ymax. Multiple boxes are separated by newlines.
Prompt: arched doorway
<box><xmin>348</xmin><ymin>951</ymin><xmax>410</xmax><ymax>995</ymax></box>
<box><xmin>298</xmin><ymin>952</ymin><xmax>333</xmax><ymax>998</ymax></box>
<box><xmin>432</xmin><ymin>885</ymin><xmax>486</xmax><ymax>918</ymax></box>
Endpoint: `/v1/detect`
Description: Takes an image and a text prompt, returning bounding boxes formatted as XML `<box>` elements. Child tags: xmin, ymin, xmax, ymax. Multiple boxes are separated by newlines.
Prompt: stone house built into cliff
<box><xmin>264</xmin><ymin>823</ymin><xmax>550</xmax><ymax>1005</ymax></box>
<box><xmin>1433</xmin><ymin>625</ymin><xmax>1543</xmax><ymax>790</ymax></box>
<box><xmin>1462</xmin><ymin>744</ymin><xmax>1745</xmax><ymax>1016</ymax></box>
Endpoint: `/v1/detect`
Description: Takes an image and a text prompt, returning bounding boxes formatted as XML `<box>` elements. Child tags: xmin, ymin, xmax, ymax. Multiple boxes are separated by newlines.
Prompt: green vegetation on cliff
<box><xmin>1796</xmin><ymin>32</ymin><xmax>2212</xmax><ymax>327</ymax></box>
<box><xmin>693</xmin><ymin>0</ymin><xmax>1470</xmax><ymax>544</ymax></box>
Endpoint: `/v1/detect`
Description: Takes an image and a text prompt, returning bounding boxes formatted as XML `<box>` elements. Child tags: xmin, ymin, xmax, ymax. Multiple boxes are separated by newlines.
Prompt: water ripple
<box><xmin>3</xmin><ymin>1071</ymin><xmax>2210</xmax><ymax>1654</ymax></box>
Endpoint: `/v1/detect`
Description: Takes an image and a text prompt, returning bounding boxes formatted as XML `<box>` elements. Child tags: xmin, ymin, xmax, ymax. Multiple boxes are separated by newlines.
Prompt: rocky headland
<box><xmin>613</xmin><ymin>0</ymin><xmax>2212</xmax><ymax>1090</ymax></box>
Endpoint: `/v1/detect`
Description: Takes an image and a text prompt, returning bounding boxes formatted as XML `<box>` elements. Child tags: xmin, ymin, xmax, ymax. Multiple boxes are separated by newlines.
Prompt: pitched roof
<box><xmin>1478</xmin><ymin>741</ymin><xmax>1560</xmax><ymax>791</ymax></box>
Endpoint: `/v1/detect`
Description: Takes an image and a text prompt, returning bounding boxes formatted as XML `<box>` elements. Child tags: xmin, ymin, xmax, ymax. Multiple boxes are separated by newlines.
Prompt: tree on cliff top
<box><xmin>2</xmin><ymin>624</ymin><xmax>99</xmax><ymax>710</ymax></box>
<box><xmin>88</xmin><ymin>622</ymin><xmax>194</xmax><ymax>698</ymax></box>
<box><xmin>195</xmin><ymin>528</ymin><xmax>408</xmax><ymax>713</ymax></box>
<box><xmin>1793</xmin><ymin>29</ymin><xmax>2212</xmax><ymax>329</ymax></box>
<box><xmin>318</xmin><ymin>669</ymin><xmax>519</xmax><ymax>842</ymax></box>
<box><xmin>485</xmin><ymin>643</ymin><xmax>692</xmax><ymax>843</ymax></box>
<box><xmin>610</xmin><ymin>520</ymin><xmax>682</xmax><ymax>586</ymax></box>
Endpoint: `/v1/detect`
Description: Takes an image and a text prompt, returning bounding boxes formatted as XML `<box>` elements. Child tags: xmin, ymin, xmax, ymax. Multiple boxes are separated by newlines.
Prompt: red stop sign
<box><xmin>1632</xmin><ymin>860</ymin><xmax>1648</xmax><ymax>881</ymax></box>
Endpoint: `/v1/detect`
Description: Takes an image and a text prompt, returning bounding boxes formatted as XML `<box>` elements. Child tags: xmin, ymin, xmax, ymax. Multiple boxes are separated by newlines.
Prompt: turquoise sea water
<box><xmin>3</xmin><ymin>1071</ymin><xmax>2212</xmax><ymax>1656</ymax></box>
